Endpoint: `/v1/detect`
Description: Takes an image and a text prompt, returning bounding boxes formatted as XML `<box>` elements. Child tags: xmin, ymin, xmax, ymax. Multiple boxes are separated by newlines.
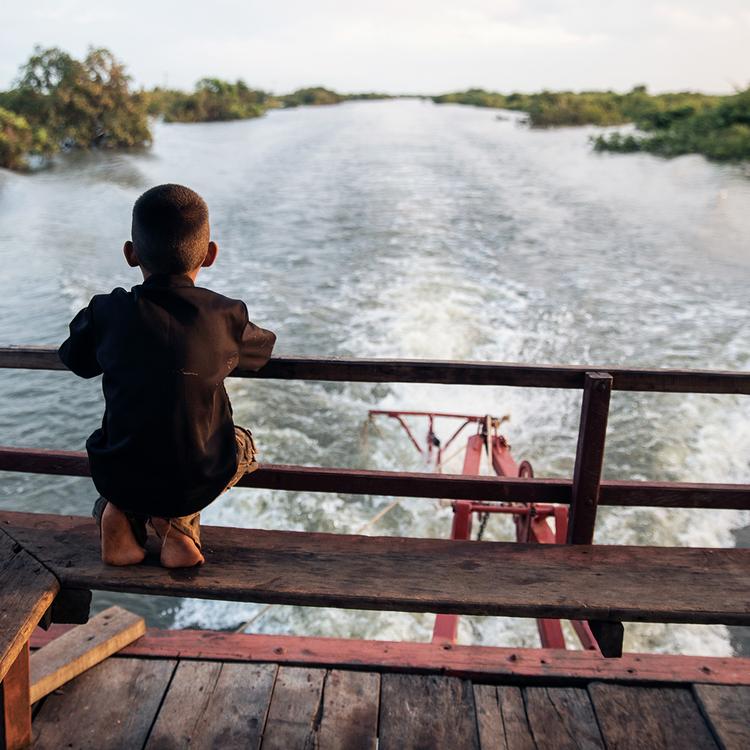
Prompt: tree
<box><xmin>3</xmin><ymin>45</ymin><xmax>150</xmax><ymax>152</ymax></box>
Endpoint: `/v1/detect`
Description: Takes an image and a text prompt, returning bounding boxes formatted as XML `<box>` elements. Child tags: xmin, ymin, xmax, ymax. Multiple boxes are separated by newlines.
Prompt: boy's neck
<box><xmin>141</xmin><ymin>267</ymin><xmax>201</xmax><ymax>283</ymax></box>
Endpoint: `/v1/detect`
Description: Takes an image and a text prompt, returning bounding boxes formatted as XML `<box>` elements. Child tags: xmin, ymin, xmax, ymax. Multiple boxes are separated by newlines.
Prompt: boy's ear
<box><xmin>123</xmin><ymin>241</ymin><xmax>140</xmax><ymax>268</ymax></box>
<box><xmin>202</xmin><ymin>241</ymin><xmax>218</xmax><ymax>268</ymax></box>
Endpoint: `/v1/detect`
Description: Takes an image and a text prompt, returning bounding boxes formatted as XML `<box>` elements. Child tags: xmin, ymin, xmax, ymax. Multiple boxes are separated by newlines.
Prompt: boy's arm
<box><xmin>58</xmin><ymin>302</ymin><xmax>103</xmax><ymax>378</ymax></box>
<box><xmin>237</xmin><ymin>304</ymin><xmax>276</xmax><ymax>372</ymax></box>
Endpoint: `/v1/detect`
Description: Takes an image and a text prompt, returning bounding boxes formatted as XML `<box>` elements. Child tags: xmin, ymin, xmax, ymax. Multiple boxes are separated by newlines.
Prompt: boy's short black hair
<box><xmin>132</xmin><ymin>184</ymin><xmax>209</xmax><ymax>274</ymax></box>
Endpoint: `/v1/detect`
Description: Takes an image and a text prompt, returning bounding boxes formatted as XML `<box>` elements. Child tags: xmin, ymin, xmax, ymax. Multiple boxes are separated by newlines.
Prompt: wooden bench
<box><xmin>2</xmin><ymin>510</ymin><xmax>749</xmax><ymax>627</ymax></box>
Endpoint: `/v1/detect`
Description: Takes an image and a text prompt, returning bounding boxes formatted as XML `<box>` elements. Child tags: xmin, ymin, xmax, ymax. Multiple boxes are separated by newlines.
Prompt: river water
<box><xmin>1</xmin><ymin>99</ymin><xmax>749</xmax><ymax>656</ymax></box>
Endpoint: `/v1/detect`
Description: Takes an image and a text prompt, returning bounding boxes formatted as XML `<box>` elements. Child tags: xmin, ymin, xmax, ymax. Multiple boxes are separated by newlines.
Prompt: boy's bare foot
<box><xmin>150</xmin><ymin>517</ymin><xmax>205</xmax><ymax>568</ymax></box>
<box><xmin>100</xmin><ymin>502</ymin><xmax>146</xmax><ymax>566</ymax></box>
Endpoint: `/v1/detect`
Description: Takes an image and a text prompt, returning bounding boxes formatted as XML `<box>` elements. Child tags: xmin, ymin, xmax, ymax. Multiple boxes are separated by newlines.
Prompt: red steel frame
<box><xmin>369</xmin><ymin>410</ymin><xmax>601</xmax><ymax>653</ymax></box>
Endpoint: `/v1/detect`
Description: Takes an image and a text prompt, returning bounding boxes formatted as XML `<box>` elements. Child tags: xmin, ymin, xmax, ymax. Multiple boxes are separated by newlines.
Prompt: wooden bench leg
<box><xmin>0</xmin><ymin>642</ymin><xmax>31</xmax><ymax>750</ymax></box>
<box><xmin>589</xmin><ymin>620</ymin><xmax>624</xmax><ymax>658</ymax></box>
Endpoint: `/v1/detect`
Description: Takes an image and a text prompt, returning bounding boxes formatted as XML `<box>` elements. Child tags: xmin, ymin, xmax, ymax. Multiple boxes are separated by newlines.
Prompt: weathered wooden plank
<box><xmin>1</xmin><ymin>643</ymin><xmax>30</xmax><ymax>750</ymax></box>
<box><xmin>473</xmin><ymin>685</ymin><xmax>536</xmax><ymax>750</ymax></box>
<box><xmin>4</xmin><ymin>512</ymin><xmax>750</xmax><ymax>626</ymax></box>
<box><xmin>316</xmin><ymin>670</ymin><xmax>379</xmax><ymax>750</ymax></box>
<box><xmin>568</xmin><ymin>372</ymin><xmax>612</xmax><ymax>544</ymax></box>
<box><xmin>3</xmin><ymin>446</ymin><xmax>750</xmax><ymax>509</ymax></box>
<box><xmin>497</xmin><ymin>687</ymin><xmax>537</xmax><ymax>750</ymax></box>
<box><xmin>524</xmin><ymin>686</ymin><xmax>604</xmax><ymax>749</ymax></box>
<box><xmin>145</xmin><ymin>660</ymin><xmax>276</xmax><ymax>749</ymax></box>
<box><xmin>589</xmin><ymin>682</ymin><xmax>719</xmax><ymax>749</ymax></box>
<box><xmin>474</xmin><ymin>685</ymin><xmax>508</xmax><ymax>750</ymax></box>
<box><xmin>3</xmin><ymin>345</ymin><xmax>750</xmax><ymax>393</ymax></box>
<box><xmin>379</xmin><ymin>673</ymin><xmax>480</xmax><ymax>750</ymax></box>
<box><xmin>32</xmin><ymin>656</ymin><xmax>175</xmax><ymax>749</ymax></box>
<box><xmin>0</xmin><ymin>531</ymin><xmax>59</xmax><ymax>684</ymax></box>
<box><xmin>29</xmin><ymin>606</ymin><xmax>145</xmax><ymax>703</ymax></box>
<box><xmin>29</xmin><ymin>626</ymin><xmax>750</xmax><ymax>686</ymax></box>
<box><xmin>693</xmin><ymin>684</ymin><xmax>750</xmax><ymax>750</ymax></box>
<box><xmin>261</xmin><ymin>666</ymin><xmax>326</xmax><ymax>750</ymax></box>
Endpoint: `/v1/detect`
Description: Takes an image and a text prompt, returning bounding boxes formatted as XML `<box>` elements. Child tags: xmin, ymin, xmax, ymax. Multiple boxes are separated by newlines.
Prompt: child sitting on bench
<box><xmin>59</xmin><ymin>183</ymin><xmax>276</xmax><ymax>568</ymax></box>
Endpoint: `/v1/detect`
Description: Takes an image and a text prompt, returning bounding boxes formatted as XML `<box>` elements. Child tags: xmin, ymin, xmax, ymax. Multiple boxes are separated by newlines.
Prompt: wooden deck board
<box><xmin>473</xmin><ymin>684</ymin><xmax>536</xmax><ymax>750</ymax></box>
<box><xmin>30</xmin><ymin>605</ymin><xmax>145</xmax><ymax>703</ymax></box>
<box><xmin>0</xmin><ymin>530</ymin><xmax>59</xmax><ymax>684</ymax></box>
<box><xmin>588</xmin><ymin>682</ymin><xmax>719</xmax><ymax>749</ymax></box>
<box><xmin>315</xmin><ymin>670</ymin><xmax>380</xmax><ymax>750</ymax></box>
<box><xmin>693</xmin><ymin>684</ymin><xmax>750</xmax><ymax>750</ymax></box>
<box><xmin>261</xmin><ymin>666</ymin><xmax>326</xmax><ymax>749</ymax></box>
<box><xmin>32</xmin><ymin>656</ymin><xmax>175</xmax><ymax>749</ymax></box>
<box><xmin>524</xmin><ymin>686</ymin><xmax>604</xmax><ymax>749</ymax></box>
<box><xmin>4</xmin><ymin>511</ymin><xmax>750</xmax><ymax>626</ymax></box>
<box><xmin>145</xmin><ymin>660</ymin><xmax>277</xmax><ymax>749</ymax></box>
<box><xmin>28</xmin><ymin>650</ymin><xmax>737</xmax><ymax>750</ymax></box>
<box><xmin>379</xmin><ymin>673</ymin><xmax>480</xmax><ymax>749</ymax></box>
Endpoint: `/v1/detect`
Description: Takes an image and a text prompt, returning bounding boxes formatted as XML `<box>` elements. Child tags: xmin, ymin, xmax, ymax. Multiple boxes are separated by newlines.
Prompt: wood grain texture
<box><xmin>3</xmin><ymin>447</ymin><xmax>750</xmax><ymax>509</ymax></box>
<box><xmin>0</xmin><ymin>531</ymin><xmax>59</xmax><ymax>683</ymax></box>
<box><xmin>316</xmin><ymin>670</ymin><xmax>380</xmax><ymax>750</ymax></box>
<box><xmin>589</xmin><ymin>682</ymin><xmax>719</xmax><ymax>749</ymax></box>
<box><xmin>524</xmin><ymin>686</ymin><xmax>604</xmax><ymax>749</ymax></box>
<box><xmin>693</xmin><ymin>684</ymin><xmax>750</xmax><ymax>750</ymax></box>
<box><xmin>498</xmin><ymin>687</ymin><xmax>537</xmax><ymax>750</ymax></box>
<box><xmin>473</xmin><ymin>685</ymin><xmax>536</xmax><ymax>750</ymax></box>
<box><xmin>32</xmin><ymin>656</ymin><xmax>175</xmax><ymax>750</ymax></box>
<box><xmin>145</xmin><ymin>660</ymin><xmax>276</xmax><ymax>750</ymax></box>
<box><xmin>567</xmin><ymin>373</ymin><xmax>611</xmax><ymax>545</ymax></box>
<box><xmin>4</xmin><ymin>512</ymin><xmax>750</xmax><ymax>625</ymax></box>
<box><xmin>474</xmin><ymin>685</ymin><xmax>509</xmax><ymax>750</ymax></box>
<box><xmin>29</xmin><ymin>606</ymin><xmax>145</xmax><ymax>703</ymax></box>
<box><xmin>1</xmin><ymin>642</ymin><xmax>30</xmax><ymax>750</ymax></box>
<box><xmin>261</xmin><ymin>666</ymin><xmax>326</xmax><ymax>750</ymax></box>
<box><xmin>3</xmin><ymin>345</ymin><xmax>750</xmax><ymax>393</ymax></box>
<box><xmin>30</xmin><ymin>625</ymin><xmax>750</xmax><ymax>686</ymax></box>
<box><xmin>379</xmin><ymin>673</ymin><xmax>480</xmax><ymax>750</ymax></box>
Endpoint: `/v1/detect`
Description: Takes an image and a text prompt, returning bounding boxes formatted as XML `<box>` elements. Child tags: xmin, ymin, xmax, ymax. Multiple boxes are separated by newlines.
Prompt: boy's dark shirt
<box><xmin>58</xmin><ymin>273</ymin><xmax>276</xmax><ymax>518</ymax></box>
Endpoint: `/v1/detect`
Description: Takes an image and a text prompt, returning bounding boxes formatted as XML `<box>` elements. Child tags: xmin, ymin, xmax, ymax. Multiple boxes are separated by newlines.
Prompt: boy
<box><xmin>59</xmin><ymin>183</ymin><xmax>276</xmax><ymax>568</ymax></box>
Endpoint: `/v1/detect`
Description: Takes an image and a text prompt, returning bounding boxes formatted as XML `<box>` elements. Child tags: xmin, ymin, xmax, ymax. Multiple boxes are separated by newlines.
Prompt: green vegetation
<box><xmin>0</xmin><ymin>107</ymin><xmax>51</xmax><ymax>170</ymax></box>
<box><xmin>145</xmin><ymin>79</ymin><xmax>272</xmax><ymax>123</ymax></box>
<box><xmin>432</xmin><ymin>86</ymin><xmax>719</xmax><ymax>128</ymax></box>
<box><xmin>593</xmin><ymin>89</ymin><xmax>750</xmax><ymax>162</ymax></box>
<box><xmin>0</xmin><ymin>46</ymin><xmax>395</xmax><ymax>169</ymax></box>
<box><xmin>2</xmin><ymin>44</ymin><xmax>746</xmax><ymax>168</ymax></box>
<box><xmin>0</xmin><ymin>46</ymin><xmax>150</xmax><ymax>168</ymax></box>
<box><xmin>280</xmin><ymin>87</ymin><xmax>343</xmax><ymax>107</ymax></box>
<box><xmin>432</xmin><ymin>86</ymin><xmax>750</xmax><ymax>161</ymax></box>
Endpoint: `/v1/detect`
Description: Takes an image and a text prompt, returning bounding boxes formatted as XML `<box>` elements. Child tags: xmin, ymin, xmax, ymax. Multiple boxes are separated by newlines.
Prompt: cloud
<box><xmin>1</xmin><ymin>0</ymin><xmax>749</xmax><ymax>93</ymax></box>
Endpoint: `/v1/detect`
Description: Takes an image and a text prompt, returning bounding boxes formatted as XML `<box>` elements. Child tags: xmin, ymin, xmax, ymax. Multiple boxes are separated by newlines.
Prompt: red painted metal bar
<box><xmin>368</xmin><ymin>411</ymin><xmax>486</xmax><ymax>421</ymax></box>
<box><xmin>393</xmin><ymin>416</ymin><xmax>424</xmax><ymax>454</ymax></box>
<box><xmin>432</xmin><ymin>435</ymin><xmax>485</xmax><ymax>643</ymax></box>
<box><xmin>491</xmin><ymin>435</ymin><xmax>520</xmax><ymax>477</ymax></box>
<box><xmin>440</xmin><ymin>419</ymin><xmax>475</xmax><ymax>454</ymax></box>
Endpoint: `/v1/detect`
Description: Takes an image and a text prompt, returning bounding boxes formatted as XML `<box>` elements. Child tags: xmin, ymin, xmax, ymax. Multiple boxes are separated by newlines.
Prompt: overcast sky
<box><xmin>2</xmin><ymin>1</ymin><xmax>749</xmax><ymax>94</ymax></box>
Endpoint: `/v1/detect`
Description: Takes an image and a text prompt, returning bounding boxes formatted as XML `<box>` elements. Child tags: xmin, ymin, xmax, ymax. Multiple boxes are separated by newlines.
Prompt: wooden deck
<box><xmin>30</xmin><ymin>648</ymin><xmax>750</xmax><ymax>749</ymax></box>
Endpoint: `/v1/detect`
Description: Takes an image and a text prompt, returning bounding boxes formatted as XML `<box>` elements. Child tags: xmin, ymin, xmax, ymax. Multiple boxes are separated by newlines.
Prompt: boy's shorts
<box><xmin>92</xmin><ymin>425</ymin><xmax>258</xmax><ymax>551</ymax></box>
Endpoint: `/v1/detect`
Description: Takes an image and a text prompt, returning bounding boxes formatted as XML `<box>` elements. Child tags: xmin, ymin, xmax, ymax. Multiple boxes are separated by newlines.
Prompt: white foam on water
<box><xmin>107</xmin><ymin>102</ymin><xmax>749</xmax><ymax>655</ymax></box>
